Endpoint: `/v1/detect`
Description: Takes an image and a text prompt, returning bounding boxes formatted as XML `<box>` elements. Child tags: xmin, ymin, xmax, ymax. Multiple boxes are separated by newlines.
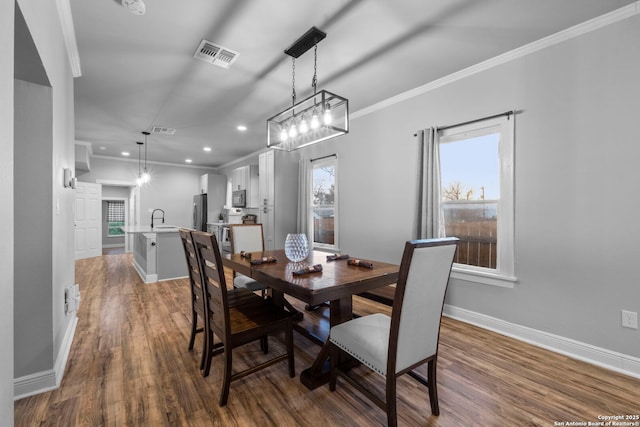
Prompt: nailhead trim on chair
<box><xmin>330</xmin><ymin>339</ymin><xmax>387</xmax><ymax>377</ymax></box>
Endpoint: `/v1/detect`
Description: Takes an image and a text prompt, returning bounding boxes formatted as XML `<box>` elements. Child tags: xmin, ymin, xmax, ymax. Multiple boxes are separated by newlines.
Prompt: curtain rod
<box><xmin>310</xmin><ymin>154</ymin><xmax>337</xmax><ymax>162</ymax></box>
<box><xmin>414</xmin><ymin>110</ymin><xmax>515</xmax><ymax>136</ymax></box>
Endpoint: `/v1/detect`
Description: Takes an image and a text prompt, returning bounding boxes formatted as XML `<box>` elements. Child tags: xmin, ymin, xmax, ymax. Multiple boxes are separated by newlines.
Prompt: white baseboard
<box><xmin>133</xmin><ymin>259</ymin><xmax>157</xmax><ymax>283</ymax></box>
<box><xmin>443</xmin><ymin>304</ymin><xmax>640</xmax><ymax>380</ymax></box>
<box><xmin>102</xmin><ymin>243</ymin><xmax>124</xmax><ymax>249</ymax></box>
<box><xmin>14</xmin><ymin>315</ymin><xmax>78</xmax><ymax>400</ymax></box>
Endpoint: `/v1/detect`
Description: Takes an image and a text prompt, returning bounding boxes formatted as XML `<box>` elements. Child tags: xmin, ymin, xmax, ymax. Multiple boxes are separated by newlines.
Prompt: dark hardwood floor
<box><xmin>14</xmin><ymin>254</ymin><xmax>640</xmax><ymax>426</ymax></box>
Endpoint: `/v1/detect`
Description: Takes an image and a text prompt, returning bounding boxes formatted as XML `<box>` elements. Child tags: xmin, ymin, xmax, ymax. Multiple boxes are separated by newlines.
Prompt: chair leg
<box><xmin>259</xmin><ymin>336</ymin><xmax>269</xmax><ymax>354</ymax></box>
<box><xmin>188</xmin><ymin>309</ymin><xmax>197</xmax><ymax>351</ymax></box>
<box><xmin>203</xmin><ymin>330</ymin><xmax>214</xmax><ymax>377</ymax></box>
<box><xmin>386</xmin><ymin>374</ymin><xmax>398</xmax><ymax>427</ymax></box>
<box><xmin>328</xmin><ymin>343</ymin><xmax>337</xmax><ymax>391</ymax></box>
<box><xmin>427</xmin><ymin>358</ymin><xmax>440</xmax><ymax>416</ymax></box>
<box><xmin>219</xmin><ymin>348</ymin><xmax>233</xmax><ymax>407</ymax></box>
<box><xmin>286</xmin><ymin>322</ymin><xmax>295</xmax><ymax>377</ymax></box>
<box><xmin>199</xmin><ymin>320</ymin><xmax>207</xmax><ymax>371</ymax></box>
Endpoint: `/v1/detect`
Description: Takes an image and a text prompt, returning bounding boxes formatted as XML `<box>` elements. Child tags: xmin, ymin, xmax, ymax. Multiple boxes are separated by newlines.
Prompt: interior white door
<box><xmin>75</xmin><ymin>182</ymin><xmax>102</xmax><ymax>259</ymax></box>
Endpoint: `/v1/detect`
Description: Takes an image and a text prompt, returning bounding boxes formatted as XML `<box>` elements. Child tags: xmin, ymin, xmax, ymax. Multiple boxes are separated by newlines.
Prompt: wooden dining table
<box><xmin>223</xmin><ymin>249</ymin><xmax>399</xmax><ymax>389</ymax></box>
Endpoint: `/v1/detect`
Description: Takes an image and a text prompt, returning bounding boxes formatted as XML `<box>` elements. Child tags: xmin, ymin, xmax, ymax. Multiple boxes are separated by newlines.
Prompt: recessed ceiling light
<box><xmin>185</xmin><ymin>159</ymin><xmax>192</xmax><ymax>163</ymax></box>
<box><xmin>122</xmin><ymin>152</ymin><xmax>130</xmax><ymax>156</ymax></box>
<box><xmin>237</xmin><ymin>125</ymin><xmax>247</xmax><ymax>131</ymax></box>
<box><xmin>203</xmin><ymin>147</ymin><xmax>212</xmax><ymax>152</ymax></box>
<box><xmin>99</xmin><ymin>146</ymin><xmax>106</xmax><ymax>150</ymax></box>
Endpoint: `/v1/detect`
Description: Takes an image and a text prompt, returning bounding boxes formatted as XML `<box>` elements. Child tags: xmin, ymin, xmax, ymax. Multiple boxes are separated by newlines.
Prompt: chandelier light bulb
<box><xmin>142</xmin><ymin>171</ymin><xmax>150</xmax><ymax>183</ymax></box>
<box><xmin>323</xmin><ymin>104</ymin><xmax>332</xmax><ymax>125</ymax></box>
<box><xmin>299</xmin><ymin>117</ymin><xmax>309</xmax><ymax>134</ymax></box>
<box><xmin>310</xmin><ymin>113</ymin><xmax>320</xmax><ymax>129</ymax></box>
<box><xmin>280</xmin><ymin>127</ymin><xmax>289</xmax><ymax>141</ymax></box>
<box><xmin>136</xmin><ymin>177</ymin><xmax>142</xmax><ymax>186</ymax></box>
<box><xmin>289</xmin><ymin>124</ymin><xmax>298</xmax><ymax>138</ymax></box>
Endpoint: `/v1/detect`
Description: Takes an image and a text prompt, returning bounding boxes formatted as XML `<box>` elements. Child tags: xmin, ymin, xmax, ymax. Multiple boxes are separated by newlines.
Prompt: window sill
<box><xmin>450</xmin><ymin>267</ymin><xmax>517</xmax><ymax>288</ymax></box>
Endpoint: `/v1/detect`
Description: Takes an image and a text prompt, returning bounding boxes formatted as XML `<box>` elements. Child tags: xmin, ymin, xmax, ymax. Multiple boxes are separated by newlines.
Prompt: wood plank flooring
<box><xmin>15</xmin><ymin>254</ymin><xmax>640</xmax><ymax>426</ymax></box>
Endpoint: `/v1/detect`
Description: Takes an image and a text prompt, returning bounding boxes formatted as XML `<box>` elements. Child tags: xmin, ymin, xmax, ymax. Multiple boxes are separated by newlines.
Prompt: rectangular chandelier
<box><xmin>267</xmin><ymin>89</ymin><xmax>348</xmax><ymax>151</ymax></box>
<box><xmin>266</xmin><ymin>27</ymin><xmax>349</xmax><ymax>151</ymax></box>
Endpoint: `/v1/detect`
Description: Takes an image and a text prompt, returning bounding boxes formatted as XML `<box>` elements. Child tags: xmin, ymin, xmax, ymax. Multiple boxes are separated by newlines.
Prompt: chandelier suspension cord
<box><xmin>291</xmin><ymin>57</ymin><xmax>297</xmax><ymax>107</ymax></box>
<box><xmin>137</xmin><ymin>143</ymin><xmax>141</xmax><ymax>177</ymax></box>
<box><xmin>144</xmin><ymin>134</ymin><xmax>147</xmax><ymax>172</ymax></box>
<box><xmin>312</xmin><ymin>44</ymin><xmax>318</xmax><ymax>95</ymax></box>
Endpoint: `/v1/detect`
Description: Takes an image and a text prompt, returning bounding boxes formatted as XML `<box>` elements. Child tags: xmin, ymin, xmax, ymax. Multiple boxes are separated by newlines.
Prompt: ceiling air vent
<box><xmin>193</xmin><ymin>39</ymin><xmax>239</xmax><ymax>69</ymax></box>
<box><xmin>151</xmin><ymin>126</ymin><xmax>176</xmax><ymax>135</ymax></box>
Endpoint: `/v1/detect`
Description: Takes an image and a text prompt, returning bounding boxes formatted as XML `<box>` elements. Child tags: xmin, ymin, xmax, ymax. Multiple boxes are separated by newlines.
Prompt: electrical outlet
<box><xmin>621</xmin><ymin>310</ymin><xmax>638</xmax><ymax>329</ymax></box>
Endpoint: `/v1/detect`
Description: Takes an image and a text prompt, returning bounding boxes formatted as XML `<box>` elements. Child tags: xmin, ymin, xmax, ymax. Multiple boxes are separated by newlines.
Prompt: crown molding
<box><xmin>351</xmin><ymin>1</ymin><xmax>640</xmax><ymax>120</ymax></box>
<box><xmin>55</xmin><ymin>0</ymin><xmax>81</xmax><ymax>77</ymax></box>
<box><xmin>92</xmin><ymin>154</ymin><xmax>219</xmax><ymax>171</ymax></box>
<box><xmin>217</xmin><ymin>147</ymin><xmax>271</xmax><ymax>170</ymax></box>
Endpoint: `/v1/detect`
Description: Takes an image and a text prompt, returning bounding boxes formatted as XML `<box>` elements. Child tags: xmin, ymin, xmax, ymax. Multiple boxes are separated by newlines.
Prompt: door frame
<box><xmin>96</xmin><ymin>179</ymin><xmax>137</xmax><ymax>253</ymax></box>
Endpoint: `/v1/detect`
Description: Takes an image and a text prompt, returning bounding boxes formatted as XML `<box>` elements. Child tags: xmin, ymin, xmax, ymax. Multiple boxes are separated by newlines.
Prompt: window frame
<box><xmin>308</xmin><ymin>156</ymin><xmax>339</xmax><ymax>252</ymax></box>
<box><xmin>438</xmin><ymin>115</ymin><xmax>516</xmax><ymax>287</ymax></box>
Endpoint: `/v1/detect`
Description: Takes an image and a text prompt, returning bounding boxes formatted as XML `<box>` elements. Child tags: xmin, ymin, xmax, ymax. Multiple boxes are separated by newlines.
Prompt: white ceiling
<box><xmin>70</xmin><ymin>0</ymin><xmax>635</xmax><ymax>168</ymax></box>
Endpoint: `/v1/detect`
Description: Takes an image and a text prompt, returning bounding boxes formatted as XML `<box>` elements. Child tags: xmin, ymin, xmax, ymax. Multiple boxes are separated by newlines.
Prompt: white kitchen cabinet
<box><xmin>231</xmin><ymin>165</ymin><xmax>259</xmax><ymax>207</ymax></box>
<box><xmin>258</xmin><ymin>150</ymin><xmax>297</xmax><ymax>250</ymax></box>
<box><xmin>259</xmin><ymin>150</ymin><xmax>275</xmax><ymax>207</ymax></box>
<box><xmin>231</xmin><ymin>167</ymin><xmax>247</xmax><ymax>192</ymax></box>
<box><xmin>199</xmin><ymin>174</ymin><xmax>207</xmax><ymax>194</ymax></box>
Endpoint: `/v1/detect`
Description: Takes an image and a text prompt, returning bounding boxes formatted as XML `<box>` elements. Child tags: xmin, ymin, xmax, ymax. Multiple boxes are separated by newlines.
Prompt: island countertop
<box><xmin>121</xmin><ymin>225</ymin><xmax>187</xmax><ymax>234</ymax></box>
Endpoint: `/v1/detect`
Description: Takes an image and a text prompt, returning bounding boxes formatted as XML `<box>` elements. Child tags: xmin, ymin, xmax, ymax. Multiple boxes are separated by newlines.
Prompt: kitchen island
<box><xmin>121</xmin><ymin>225</ymin><xmax>188</xmax><ymax>283</ymax></box>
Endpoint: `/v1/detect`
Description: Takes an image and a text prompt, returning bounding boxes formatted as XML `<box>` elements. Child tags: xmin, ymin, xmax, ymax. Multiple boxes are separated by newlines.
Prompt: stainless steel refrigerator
<box><xmin>192</xmin><ymin>194</ymin><xmax>207</xmax><ymax>231</ymax></box>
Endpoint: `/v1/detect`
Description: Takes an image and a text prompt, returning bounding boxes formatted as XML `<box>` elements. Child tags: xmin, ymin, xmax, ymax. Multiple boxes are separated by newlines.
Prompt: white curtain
<box><xmin>296</xmin><ymin>159</ymin><xmax>311</xmax><ymax>243</ymax></box>
<box><xmin>417</xmin><ymin>128</ymin><xmax>445</xmax><ymax>239</ymax></box>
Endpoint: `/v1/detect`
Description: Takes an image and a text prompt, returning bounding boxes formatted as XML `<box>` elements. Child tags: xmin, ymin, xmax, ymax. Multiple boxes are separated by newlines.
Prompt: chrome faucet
<box><xmin>151</xmin><ymin>209</ymin><xmax>165</xmax><ymax>228</ymax></box>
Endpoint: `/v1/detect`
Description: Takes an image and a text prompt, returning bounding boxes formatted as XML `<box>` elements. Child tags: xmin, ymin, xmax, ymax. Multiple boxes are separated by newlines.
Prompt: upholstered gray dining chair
<box><xmin>229</xmin><ymin>224</ymin><xmax>268</xmax><ymax>293</ymax></box>
<box><xmin>328</xmin><ymin>238</ymin><xmax>458</xmax><ymax>427</ymax></box>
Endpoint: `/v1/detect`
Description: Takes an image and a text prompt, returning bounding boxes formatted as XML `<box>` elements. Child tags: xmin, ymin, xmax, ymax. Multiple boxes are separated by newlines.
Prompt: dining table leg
<box><xmin>300</xmin><ymin>296</ymin><xmax>353</xmax><ymax>390</ymax></box>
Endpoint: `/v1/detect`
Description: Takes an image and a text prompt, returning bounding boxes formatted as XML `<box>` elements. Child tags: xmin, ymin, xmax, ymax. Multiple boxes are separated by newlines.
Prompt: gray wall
<box><xmin>14</xmin><ymin>79</ymin><xmax>54</xmax><ymax>378</ymax></box>
<box><xmin>294</xmin><ymin>14</ymin><xmax>640</xmax><ymax>359</ymax></box>
<box><xmin>10</xmin><ymin>0</ymin><xmax>77</xmax><ymax>405</ymax></box>
<box><xmin>78</xmin><ymin>157</ymin><xmax>224</xmax><ymax>229</ymax></box>
<box><xmin>0</xmin><ymin>1</ymin><xmax>14</xmax><ymax>419</ymax></box>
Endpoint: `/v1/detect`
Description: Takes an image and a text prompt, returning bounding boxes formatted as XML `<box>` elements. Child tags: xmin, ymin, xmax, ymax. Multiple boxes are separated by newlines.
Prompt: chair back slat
<box><xmin>192</xmin><ymin>231</ymin><xmax>232</xmax><ymax>338</ymax></box>
<box><xmin>229</xmin><ymin>224</ymin><xmax>264</xmax><ymax>254</ymax></box>
<box><xmin>389</xmin><ymin>238</ymin><xmax>457</xmax><ymax>374</ymax></box>
<box><xmin>179</xmin><ymin>229</ymin><xmax>205</xmax><ymax>315</ymax></box>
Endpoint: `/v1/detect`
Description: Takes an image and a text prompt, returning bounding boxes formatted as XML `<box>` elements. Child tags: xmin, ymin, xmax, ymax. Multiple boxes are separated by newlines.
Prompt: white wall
<box><xmin>0</xmin><ymin>0</ymin><xmax>14</xmax><ymax>422</ymax></box>
<box><xmin>11</xmin><ymin>0</ymin><xmax>77</xmax><ymax>400</ymax></box>
<box><xmin>295</xmin><ymin>13</ymin><xmax>640</xmax><ymax>360</ymax></box>
<box><xmin>14</xmin><ymin>79</ymin><xmax>54</xmax><ymax>378</ymax></box>
<box><xmin>78</xmin><ymin>157</ymin><xmax>222</xmax><ymax>229</ymax></box>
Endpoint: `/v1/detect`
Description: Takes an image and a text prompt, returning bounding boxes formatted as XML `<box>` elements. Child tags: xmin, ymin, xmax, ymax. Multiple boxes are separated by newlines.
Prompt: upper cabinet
<box><xmin>231</xmin><ymin>165</ymin><xmax>259</xmax><ymax>207</ymax></box>
<box><xmin>259</xmin><ymin>150</ymin><xmax>275</xmax><ymax>207</ymax></box>
<box><xmin>230</xmin><ymin>167</ymin><xmax>247</xmax><ymax>192</ymax></box>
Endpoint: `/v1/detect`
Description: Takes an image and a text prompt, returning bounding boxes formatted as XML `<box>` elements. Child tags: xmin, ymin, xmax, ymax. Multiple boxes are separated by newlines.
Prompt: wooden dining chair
<box><xmin>228</xmin><ymin>223</ymin><xmax>268</xmax><ymax>293</ymax></box>
<box><xmin>178</xmin><ymin>228</ymin><xmax>207</xmax><ymax>370</ymax></box>
<box><xmin>229</xmin><ymin>223</ymin><xmax>303</xmax><ymax>322</ymax></box>
<box><xmin>328</xmin><ymin>238</ymin><xmax>458</xmax><ymax>427</ymax></box>
<box><xmin>191</xmin><ymin>230</ymin><xmax>296</xmax><ymax>406</ymax></box>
